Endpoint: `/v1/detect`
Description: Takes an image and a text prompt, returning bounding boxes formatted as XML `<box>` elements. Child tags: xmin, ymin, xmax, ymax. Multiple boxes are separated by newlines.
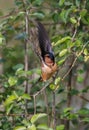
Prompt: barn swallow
<box><xmin>37</xmin><ymin>22</ymin><xmax>57</xmax><ymax>81</ymax></box>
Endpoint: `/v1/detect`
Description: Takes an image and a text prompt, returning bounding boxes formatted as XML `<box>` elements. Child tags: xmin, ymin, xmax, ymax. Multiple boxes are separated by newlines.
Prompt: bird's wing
<box><xmin>37</xmin><ymin>22</ymin><xmax>53</xmax><ymax>58</ymax></box>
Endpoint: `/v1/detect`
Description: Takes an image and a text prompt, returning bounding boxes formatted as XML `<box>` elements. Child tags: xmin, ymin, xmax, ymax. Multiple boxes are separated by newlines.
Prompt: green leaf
<box><xmin>70</xmin><ymin>17</ymin><xmax>77</xmax><ymax>24</ymax></box>
<box><xmin>78</xmin><ymin>69</ymin><xmax>84</xmax><ymax>74</ymax></box>
<box><xmin>21</xmin><ymin>93</ymin><xmax>31</xmax><ymax>100</ymax></box>
<box><xmin>64</xmin><ymin>107</ymin><xmax>73</xmax><ymax>113</ymax></box>
<box><xmin>3</xmin><ymin>82</ymin><xmax>9</xmax><ymax>88</ymax></box>
<box><xmin>15</xmin><ymin>69</ymin><xmax>25</xmax><ymax>76</ymax></box>
<box><xmin>8</xmin><ymin>77</ymin><xmax>17</xmax><ymax>86</ymax></box>
<box><xmin>28</xmin><ymin>124</ymin><xmax>36</xmax><ymax>130</ymax></box>
<box><xmin>14</xmin><ymin>126</ymin><xmax>26</xmax><ymax>130</ymax></box>
<box><xmin>52</xmin><ymin>12</ymin><xmax>59</xmax><ymax>22</ymax></box>
<box><xmin>55</xmin><ymin>77</ymin><xmax>61</xmax><ymax>85</ymax></box>
<box><xmin>82</xmin><ymin>118</ymin><xmax>89</xmax><ymax>123</ymax></box>
<box><xmin>59</xmin><ymin>0</ymin><xmax>65</xmax><ymax>6</ymax></box>
<box><xmin>49</xmin><ymin>84</ymin><xmax>55</xmax><ymax>90</ymax></box>
<box><xmin>81</xmin><ymin>16</ymin><xmax>89</xmax><ymax>25</ymax></box>
<box><xmin>37</xmin><ymin>124</ymin><xmax>48</xmax><ymax>130</ymax></box>
<box><xmin>13</xmin><ymin>64</ymin><xmax>24</xmax><ymax>71</ymax></box>
<box><xmin>78</xmin><ymin>108</ymin><xmax>89</xmax><ymax>115</ymax></box>
<box><xmin>58</xmin><ymin>58</ymin><xmax>65</xmax><ymax>65</ymax></box>
<box><xmin>22</xmin><ymin>119</ymin><xmax>30</xmax><ymax>126</ymax></box>
<box><xmin>56</xmin><ymin>125</ymin><xmax>65</xmax><ymax>130</ymax></box>
<box><xmin>59</xmin><ymin>49</ymin><xmax>68</xmax><ymax>57</ymax></box>
<box><xmin>84</xmin><ymin>48</ymin><xmax>88</xmax><ymax>55</ymax></box>
<box><xmin>33</xmin><ymin>0</ymin><xmax>43</xmax><ymax>6</ymax></box>
<box><xmin>81</xmin><ymin>86</ymin><xmax>89</xmax><ymax>93</ymax></box>
<box><xmin>69</xmin><ymin>113</ymin><xmax>78</xmax><ymax>120</ymax></box>
<box><xmin>4</xmin><ymin>92</ymin><xmax>18</xmax><ymax>106</ymax></box>
<box><xmin>77</xmin><ymin>76</ymin><xmax>84</xmax><ymax>83</ymax></box>
<box><xmin>6</xmin><ymin>104</ymin><xmax>13</xmax><ymax>115</ymax></box>
<box><xmin>80</xmin><ymin>9</ymin><xmax>87</xmax><ymax>17</ymax></box>
<box><xmin>58</xmin><ymin>88</ymin><xmax>64</xmax><ymax>94</ymax></box>
<box><xmin>31</xmin><ymin>113</ymin><xmax>47</xmax><ymax>124</ymax></box>
<box><xmin>60</xmin><ymin>9</ymin><xmax>67</xmax><ymax>23</ymax></box>
<box><xmin>55</xmin><ymin>36</ymin><xmax>71</xmax><ymax>46</ymax></box>
<box><xmin>32</xmin><ymin>12</ymin><xmax>44</xmax><ymax>19</ymax></box>
<box><xmin>61</xmin><ymin>107</ymin><xmax>77</xmax><ymax>120</ymax></box>
<box><xmin>70</xmin><ymin>89</ymin><xmax>79</xmax><ymax>95</ymax></box>
<box><xmin>60</xmin><ymin>9</ymin><xmax>71</xmax><ymax>23</ymax></box>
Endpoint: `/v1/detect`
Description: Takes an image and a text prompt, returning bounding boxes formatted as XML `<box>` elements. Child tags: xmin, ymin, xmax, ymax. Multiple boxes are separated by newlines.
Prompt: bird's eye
<box><xmin>47</xmin><ymin>55</ymin><xmax>50</xmax><ymax>58</ymax></box>
<box><xmin>45</xmin><ymin>54</ymin><xmax>50</xmax><ymax>58</ymax></box>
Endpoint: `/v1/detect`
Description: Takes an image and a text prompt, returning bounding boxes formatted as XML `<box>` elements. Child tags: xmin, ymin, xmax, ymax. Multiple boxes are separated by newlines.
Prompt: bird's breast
<box><xmin>41</xmin><ymin>62</ymin><xmax>57</xmax><ymax>81</ymax></box>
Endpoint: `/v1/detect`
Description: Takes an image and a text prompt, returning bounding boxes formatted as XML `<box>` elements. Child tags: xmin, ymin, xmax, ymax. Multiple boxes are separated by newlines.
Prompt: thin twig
<box><xmin>77</xmin><ymin>94</ymin><xmax>89</xmax><ymax>102</ymax></box>
<box><xmin>0</xmin><ymin>10</ymin><xmax>16</xmax><ymax>19</ymax></box>
<box><xmin>62</xmin><ymin>41</ymin><xmax>89</xmax><ymax>81</ymax></box>
<box><xmin>0</xmin><ymin>114</ymin><xmax>32</xmax><ymax>117</ymax></box>
<box><xmin>71</xmin><ymin>17</ymin><xmax>81</xmax><ymax>42</ymax></box>
<box><xmin>71</xmin><ymin>27</ymin><xmax>78</xmax><ymax>42</ymax></box>
<box><xmin>32</xmin><ymin>82</ymin><xmax>51</xmax><ymax>115</ymax></box>
<box><xmin>33</xmin><ymin>95</ymin><xmax>36</xmax><ymax>114</ymax></box>
<box><xmin>32</xmin><ymin>82</ymin><xmax>51</xmax><ymax>97</ymax></box>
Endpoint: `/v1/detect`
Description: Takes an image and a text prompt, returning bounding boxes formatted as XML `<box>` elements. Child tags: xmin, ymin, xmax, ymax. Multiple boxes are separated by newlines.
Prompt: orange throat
<box><xmin>41</xmin><ymin>62</ymin><xmax>57</xmax><ymax>81</ymax></box>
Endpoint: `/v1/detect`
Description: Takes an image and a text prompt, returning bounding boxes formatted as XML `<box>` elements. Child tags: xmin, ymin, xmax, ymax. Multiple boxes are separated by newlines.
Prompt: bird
<box><xmin>37</xmin><ymin>22</ymin><xmax>57</xmax><ymax>81</ymax></box>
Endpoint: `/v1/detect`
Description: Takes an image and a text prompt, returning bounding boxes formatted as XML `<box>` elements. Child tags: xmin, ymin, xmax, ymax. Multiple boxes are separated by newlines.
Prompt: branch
<box><xmin>0</xmin><ymin>10</ymin><xmax>16</xmax><ymax>19</ymax></box>
<box><xmin>62</xmin><ymin>41</ymin><xmax>89</xmax><ymax>81</ymax></box>
<box><xmin>43</xmin><ymin>89</ymin><xmax>50</xmax><ymax>126</ymax></box>
<box><xmin>71</xmin><ymin>17</ymin><xmax>81</xmax><ymax>42</ymax></box>
<box><xmin>24</xmin><ymin>10</ymin><xmax>29</xmax><ymax>93</ymax></box>
<box><xmin>0</xmin><ymin>113</ymin><xmax>32</xmax><ymax>117</ymax></box>
<box><xmin>22</xmin><ymin>0</ymin><xmax>29</xmax><ymax>117</ymax></box>
<box><xmin>32</xmin><ymin>82</ymin><xmax>51</xmax><ymax>115</ymax></box>
<box><xmin>32</xmin><ymin>82</ymin><xmax>51</xmax><ymax>97</ymax></box>
<box><xmin>33</xmin><ymin>95</ymin><xmax>36</xmax><ymax>114</ymax></box>
<box><xmin>52</xmin><ymin>91</ymin><xmax>56</xmax><ymax>130</ymax></box>
<box><xmin>76</xmin><ymin>94</ymin><xmax>89</xmax><ymax>102</ymax></box>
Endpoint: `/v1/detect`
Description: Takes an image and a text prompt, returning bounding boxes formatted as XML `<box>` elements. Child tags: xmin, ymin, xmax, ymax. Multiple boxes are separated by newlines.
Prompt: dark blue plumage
<box><xmin>37</xmin><ymin>22</ymin><xmax>55</xmax><ymax>63</ymax></box>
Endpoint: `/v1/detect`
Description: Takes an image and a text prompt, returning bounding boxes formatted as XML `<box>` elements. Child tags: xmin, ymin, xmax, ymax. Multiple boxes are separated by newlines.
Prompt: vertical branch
<box><xmin>52</xmin><ymin>91</ymin><xmax>56</xmax><ymax>130</ymax></box>
<box><xmin>24</xmin><ymin>10</ymin><xmax>29</xmax><ymax>94</ymax></box>
<box><xmin>22</xmin><ymin>0</ymin><xmax>29</xmax><ymax>116</ymax></box>
<box><xmin>65</xmin><ymin>69</ymin><xmax>72</xmax><ymax>130</ymax></box>
<box><xmin>67</xmin><ymin>67</ymin><xmax>72</xmax><ymax>107</ymax></box>
<box><xmin>33</xmin><ymin>95</ymin><xmax>36</xmax><ymax>114</ymax></box>
<box><xmin>43</xmin><ymin>89</ymin><xmax>50</xmax><ymax>126</ymax></box>
<box><xmin>0</xmin><ymin>53</ymin><xmax>3</xmax><ymax>90</ymax></box>
<box><xmin>65</xmin><ymin>56</ymin><xmax>74</xmax><ymax>130</ymax></box>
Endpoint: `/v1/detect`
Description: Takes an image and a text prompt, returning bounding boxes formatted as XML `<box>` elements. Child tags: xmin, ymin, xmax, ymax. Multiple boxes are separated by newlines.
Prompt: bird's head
<box><xmin>43</xmin><ymin>52</ymin><xmax>55</xmax><ymax>66</ymax></box>
<box><xmin>47</xmin><ymin>52</ymin><xmax>54</xmax><ymax>61</ymax></box>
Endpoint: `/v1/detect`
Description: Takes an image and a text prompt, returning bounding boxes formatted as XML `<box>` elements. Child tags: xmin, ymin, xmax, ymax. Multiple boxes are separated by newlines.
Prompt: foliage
<box><xmin>0</xmin><ymin>0</ymin><xmax>89</xmax><ymax>130</ymax></box>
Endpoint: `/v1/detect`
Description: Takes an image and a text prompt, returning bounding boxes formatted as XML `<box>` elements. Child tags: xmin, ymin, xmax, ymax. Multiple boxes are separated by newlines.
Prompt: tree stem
<box><xmin>52</xmin><ymin>91</ymin><xmax>56</xmax><ymax>130</ymax></box>
<box><xmin>65</xmin><ymin>56</ymin><xmax>74</xmax><ymax>130</ymax></box>
<box><xmin>24</xmin><ymin>3</ymin><xmax>29</xmax><ymax>117</ymax></box>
